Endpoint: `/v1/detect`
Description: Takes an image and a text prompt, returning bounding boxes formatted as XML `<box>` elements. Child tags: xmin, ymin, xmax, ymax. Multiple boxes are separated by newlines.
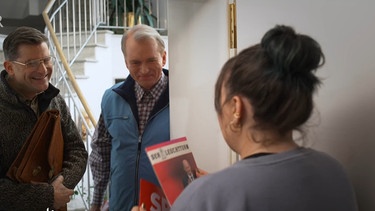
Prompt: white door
<box><xmin>168</xmin><ymin>0</ymin><xmax>231</xmax><ymax>172</ymax></box>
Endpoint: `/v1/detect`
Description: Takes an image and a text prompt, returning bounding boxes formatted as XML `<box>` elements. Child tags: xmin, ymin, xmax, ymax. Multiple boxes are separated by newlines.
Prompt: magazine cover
<box><xmin>139</xmin><ymin>179</ymin><xmax>170</xmax><ymax>211</ymax></box>
<box><xmin>145</xmin><ymin>137</ymin><xmax>198</xmax><ymax>206</ymax></box>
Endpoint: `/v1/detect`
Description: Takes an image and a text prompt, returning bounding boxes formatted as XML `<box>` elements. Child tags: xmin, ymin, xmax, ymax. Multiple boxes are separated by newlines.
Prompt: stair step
<box><xmin>56</xmin><ymin>30</ymin><xmax>113</xmax><ymax>47</ymax></box>
<box><xmin>61</xmin><ymin>43</ymin><xmax>108</xmax><ymax>62</ymax></box>
<box><xmin>69</xmin><ymin>58</ymin><xmax>97</xmax><ymax>77</ymax></box>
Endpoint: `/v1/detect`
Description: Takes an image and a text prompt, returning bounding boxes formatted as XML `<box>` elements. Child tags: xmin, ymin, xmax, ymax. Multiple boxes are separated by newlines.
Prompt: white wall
<box><xmin>77</xmin><ymin>32</ymin><xmax>122</xmax><ymax>120</ymax></box>
<box><xmin>169</xmin><ymin>0</ymin><xmax>375</xmax><ymax>209</ymax></box>
<box><xmin>168</xmin><ymin>0</ymin><xmax>231</xmax><ymax>173</ymax></box>
<box><xmin>236</xmin><ymin>1</ymin><xmax>375</xmax><ymax>210</ymax></box>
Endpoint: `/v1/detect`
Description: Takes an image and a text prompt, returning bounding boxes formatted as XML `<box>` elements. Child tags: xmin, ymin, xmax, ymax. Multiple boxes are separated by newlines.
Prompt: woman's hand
<box><xmin>196</xmin><ymin>168</ymin><xmax>209</xmax><ymax>178</ymax></box>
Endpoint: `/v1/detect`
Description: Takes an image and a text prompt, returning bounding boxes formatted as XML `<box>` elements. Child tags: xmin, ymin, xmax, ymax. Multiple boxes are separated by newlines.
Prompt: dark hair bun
<box><xmin>261</xmin><ymin>25</ymin><xmax>324</xmax><ymax>77</ymax></box>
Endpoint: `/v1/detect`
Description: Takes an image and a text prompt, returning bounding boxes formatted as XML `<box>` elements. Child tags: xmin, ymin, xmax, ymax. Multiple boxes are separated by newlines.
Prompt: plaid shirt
<box><xmin>89</xmin><ymin>73</ymin><xmax>167</xmax><ymax>206</ymax></box>
<box><xmin>135</xmin><ymin>74</ymin><xmax>167</xmax><ymax>135</ymax></box>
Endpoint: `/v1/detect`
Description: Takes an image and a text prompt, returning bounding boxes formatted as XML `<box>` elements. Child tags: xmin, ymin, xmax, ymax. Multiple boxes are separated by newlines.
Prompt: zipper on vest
<box><xmin>133</xmin><ymin>105</ymin><xmax>167</xmax><ymax>205</ymax></box>
<box><xmin>134</xmin><ymin>137</ymin><xmax>142</xmax><ymax>205</ymax></box>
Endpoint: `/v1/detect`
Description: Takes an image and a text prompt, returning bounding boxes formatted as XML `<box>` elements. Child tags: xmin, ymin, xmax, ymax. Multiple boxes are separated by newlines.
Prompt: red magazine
<box><xmin>145</xmin><ymin>137</ymin><xmax>198</xmax><ymax>206</ymax></box>
<box><xmin>139</xmin><ymin>179</ymin><xmax>170</xmax><ymax>211</ymax></box>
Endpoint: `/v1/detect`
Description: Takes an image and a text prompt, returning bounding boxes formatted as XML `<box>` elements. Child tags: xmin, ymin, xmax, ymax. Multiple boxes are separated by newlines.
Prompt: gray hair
<box><xmin>121</xmin><ymin>24</ymin><xmax>165</xmax><ymax>55</ymax></box>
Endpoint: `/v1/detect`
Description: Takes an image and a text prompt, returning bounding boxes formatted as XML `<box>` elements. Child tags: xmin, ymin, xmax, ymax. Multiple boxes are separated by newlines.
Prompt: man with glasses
<box><xmin>0</xmin><ymin>26</ymin><xmax>88</xmax><ymax>210</ymax></box>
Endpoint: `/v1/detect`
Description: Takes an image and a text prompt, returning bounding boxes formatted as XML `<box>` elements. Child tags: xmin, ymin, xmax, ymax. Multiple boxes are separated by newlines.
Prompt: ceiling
<box><xmin>0</xmin><ymin>0</ymin><xmax>29</xmax><ymax>19</ymax></box>
<box><xmin>0</xmin><ymin>0</ymin><xmax>48</xmax><ymax>34</ymax></box>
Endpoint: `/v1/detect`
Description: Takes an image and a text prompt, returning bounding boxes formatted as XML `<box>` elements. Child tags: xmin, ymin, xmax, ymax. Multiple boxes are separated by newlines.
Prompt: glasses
<box><xmin>12</xmin><ymin>56</ymin><xmax>55</xmax><ymax>69</ymax></box>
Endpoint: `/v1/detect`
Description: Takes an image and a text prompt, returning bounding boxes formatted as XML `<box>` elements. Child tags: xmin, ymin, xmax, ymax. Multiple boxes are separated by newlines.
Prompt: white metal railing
<box><xmin>43</xmin><ymin>0</ymin><xmax>102</xmax><ymax>209</ymax></box>
<box><xmin>42</xmin><ymin>0</ymin><xmax>167</xmax><ymax>209</ymax></box>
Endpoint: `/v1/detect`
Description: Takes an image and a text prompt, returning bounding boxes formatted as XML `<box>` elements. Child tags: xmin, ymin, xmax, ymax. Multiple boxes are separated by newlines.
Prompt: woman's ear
<box><xmin>228</xmin><ymin>95</ymin><xmax>243</xmax><ymax>132</ymax></box>
<box><xmin>231</xmin><ymin>95</ymin><xmax>243</xmax><ymax>119</ymax></box>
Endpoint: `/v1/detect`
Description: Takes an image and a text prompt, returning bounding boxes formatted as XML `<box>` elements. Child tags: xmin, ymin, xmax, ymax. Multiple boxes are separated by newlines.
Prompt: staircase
<box><xmin>0</xmin><ymin>0</ymin><xmax>168</xmax><ymax>210</ymax></box>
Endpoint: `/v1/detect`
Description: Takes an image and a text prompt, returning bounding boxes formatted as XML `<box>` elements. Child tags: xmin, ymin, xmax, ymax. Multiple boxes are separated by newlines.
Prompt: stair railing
<box><xmin>42</xmin><ymin>0</ymin><xmax>106</xmax><ymax>209</ymax></box>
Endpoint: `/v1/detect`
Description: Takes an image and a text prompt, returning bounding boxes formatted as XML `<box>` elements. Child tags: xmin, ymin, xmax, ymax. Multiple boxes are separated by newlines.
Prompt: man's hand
<box><xmin>90</xmin><ymin>200</ymin><xmax>109</xmax><ymax>211</ymax></box>
<box><xmin>131</xmin><ymin>205</ymin><xmax>146</xmax><ymax>211</ymax></box>
<box><xmin>51</xmin><ymin>175</ymin><xmax>74</xmax><ymax>209</ymax></box>
<box><xmin>90</xmin><ymin>204</ymin><xmax>102</xmax><ymax>211</ymax></box>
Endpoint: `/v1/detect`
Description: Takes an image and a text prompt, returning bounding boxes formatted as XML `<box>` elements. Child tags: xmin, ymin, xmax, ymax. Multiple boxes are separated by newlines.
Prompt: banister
<box><xmin>42</xmin><ymin>0</ymin><xmax>97</xmax><ymax>127</ymax></box>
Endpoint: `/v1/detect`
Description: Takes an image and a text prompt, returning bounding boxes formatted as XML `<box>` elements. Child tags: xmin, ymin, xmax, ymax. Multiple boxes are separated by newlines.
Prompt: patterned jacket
<box><xmin>0</xmin><ymin>70</ymin><xmax>88</xmax><ymax>210</ymax></box>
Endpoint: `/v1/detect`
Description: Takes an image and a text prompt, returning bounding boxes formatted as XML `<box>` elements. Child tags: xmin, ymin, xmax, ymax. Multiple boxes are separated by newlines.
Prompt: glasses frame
<box><xmin>11</xmin><ymin>56</ymin><xmax>55</xmax><ymax>69</ymax></box>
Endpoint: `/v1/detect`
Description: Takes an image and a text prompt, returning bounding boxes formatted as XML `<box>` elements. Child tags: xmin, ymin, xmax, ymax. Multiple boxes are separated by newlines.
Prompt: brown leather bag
<box><xmin>6</xmin><ymin>109</ymin><xmax>67</xmax><ymax>210</ymax></box>
<box><xmin>7</xmin><ymin>109</ymin><xmax>64</xmax><ymax>182</ymax></box>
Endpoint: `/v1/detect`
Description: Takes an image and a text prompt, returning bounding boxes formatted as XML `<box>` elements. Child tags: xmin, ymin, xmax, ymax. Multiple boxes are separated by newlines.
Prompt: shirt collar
<box><xmin>135</xmin><ymin>73</ymin><xmax>167</xmax><ymax>100</ymax></box>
